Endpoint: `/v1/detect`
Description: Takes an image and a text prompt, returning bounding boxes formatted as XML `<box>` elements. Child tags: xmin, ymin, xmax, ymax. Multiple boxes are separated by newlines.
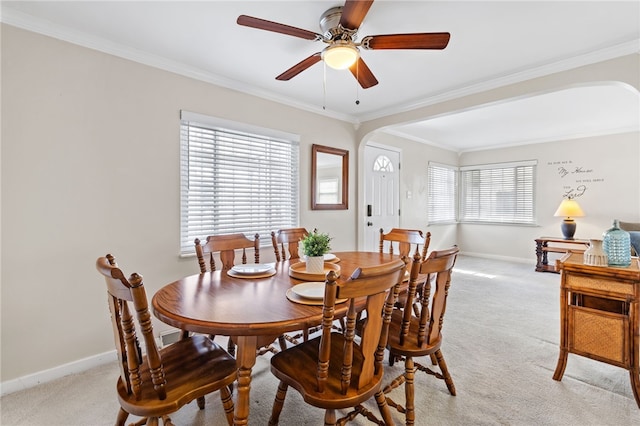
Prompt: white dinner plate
<box><xmin>230</xmin><ymin>263</ymin><xmax>274</xmax><ymax>275</ymax></box>
<box><xmin>291</xmin><ymin>282</ymin><xmax>326</xmax><ymax>300</ymax></box>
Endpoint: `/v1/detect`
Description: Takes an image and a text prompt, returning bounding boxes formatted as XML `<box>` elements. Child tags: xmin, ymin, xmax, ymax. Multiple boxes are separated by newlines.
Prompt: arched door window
<box><xmin>373</xmin><ymin>155</ymin><xmax>394</xmax><ymax>172</ymax></box>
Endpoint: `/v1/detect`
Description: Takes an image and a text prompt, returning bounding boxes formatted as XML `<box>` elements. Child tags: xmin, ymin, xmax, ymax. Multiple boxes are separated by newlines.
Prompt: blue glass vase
<box><xmin>603</xmin><ymin>219</ymin><xmax>631</xmax><ymax>267</ymax></box>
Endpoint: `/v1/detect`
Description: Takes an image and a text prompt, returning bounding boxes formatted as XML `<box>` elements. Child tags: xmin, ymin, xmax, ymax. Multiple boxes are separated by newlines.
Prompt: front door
<box><xmin>363</xmin><ymin>144</ymin><xmax>400</xmax><ymax>251</ymax></box>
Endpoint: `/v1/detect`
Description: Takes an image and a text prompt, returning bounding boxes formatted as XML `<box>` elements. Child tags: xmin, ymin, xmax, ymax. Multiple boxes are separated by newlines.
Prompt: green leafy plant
<box><xmin>301</xmin><ymin>230</ymin><xmax>332</xmax><ymax>257</ymax></box>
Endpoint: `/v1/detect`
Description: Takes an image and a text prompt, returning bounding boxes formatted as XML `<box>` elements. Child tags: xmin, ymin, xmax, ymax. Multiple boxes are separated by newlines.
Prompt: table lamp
<box><xmin>554</xmin><ymin>198</ymin><xmax>585</xmax><ymax>239</ymax></box>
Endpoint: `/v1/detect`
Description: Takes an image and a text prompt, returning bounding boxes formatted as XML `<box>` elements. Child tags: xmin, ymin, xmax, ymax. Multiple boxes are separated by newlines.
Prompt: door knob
<box><xmin>367</xmin><ymin>221</ymin><xmax>373</xmax><ymax>226</ymax></box>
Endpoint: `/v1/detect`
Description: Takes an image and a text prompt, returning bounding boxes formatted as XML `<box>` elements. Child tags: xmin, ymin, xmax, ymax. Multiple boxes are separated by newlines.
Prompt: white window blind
<box><xmin>180</xmin><ymin>112</ymin><xmax>299</xmax><ymax>255</ymax></box>
<box><xmin>459</xmin><ymin>160</ymin><xmax>536</xmax><ymax>224</ymax></box>
<box><xmin>427</xmin><ymin>162</ymin><xmax>458</xmax><ymax>224</ymax></box>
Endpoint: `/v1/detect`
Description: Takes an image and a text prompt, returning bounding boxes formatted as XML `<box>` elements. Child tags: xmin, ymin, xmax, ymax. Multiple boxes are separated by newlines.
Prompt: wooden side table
<box><xmin>552</xmin><ymin>252</ymin><xmax>640</xmax><ymax>408</ymax></box>
<box><xmin>535</xmin><ymin>237</ymin><xmax>589</xmax><ymax>273</ymax></box>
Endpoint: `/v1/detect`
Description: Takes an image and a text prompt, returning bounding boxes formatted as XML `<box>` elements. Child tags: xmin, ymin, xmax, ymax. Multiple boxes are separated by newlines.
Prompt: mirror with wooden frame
<box><xmin>311</xmin><ymin>144</ymin><xmax>349</xmax><ymax>210</ymax></box>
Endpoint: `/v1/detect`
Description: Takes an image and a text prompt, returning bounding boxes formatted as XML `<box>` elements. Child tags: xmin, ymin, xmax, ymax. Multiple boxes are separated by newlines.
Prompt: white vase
<box><xmin>584</xmin><ymin>239</ymin><xmax>608</xmax><ymax>266</ymax></box>
<box><xmin>305</xmin><ymin>256</ymin><xmax>325</xmax><ymax>274</ymax></box>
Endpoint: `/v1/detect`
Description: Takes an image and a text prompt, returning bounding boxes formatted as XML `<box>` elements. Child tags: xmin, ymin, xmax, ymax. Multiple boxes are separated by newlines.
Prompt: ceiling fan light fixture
<box><xmin>322</xmin><ymin>43</ymin><xmax>359</xmax><ymax>70</ymax></box>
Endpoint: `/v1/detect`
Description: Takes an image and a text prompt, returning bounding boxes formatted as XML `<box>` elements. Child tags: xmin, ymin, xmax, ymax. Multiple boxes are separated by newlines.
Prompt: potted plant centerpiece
<box><xmin>301</xmin><ymin>230</ymin><xmax>332</xmax><ymax>274</ymax></box>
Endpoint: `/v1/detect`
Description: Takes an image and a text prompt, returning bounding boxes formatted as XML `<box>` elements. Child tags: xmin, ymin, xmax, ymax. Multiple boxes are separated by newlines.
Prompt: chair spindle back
<box><xmin>96</xmin><ymin>254</ymin><xmax>166</xmax><ymax>401</ymax></box>
<box><xmin>271</xmin><ymin>228</ymin><xmax>309</xmax><ymax>262</ymax></box>
<box><xmin>195</xmin><ymin>233</ymin><xmax>260</xmax><ymax>272</ymax></box>
<box><xmin>379</xmin><ymin>228</ymin><xmax>431</xmax><ymax>260</ymax></box>
<box><xmin>401</xmin><ymin>246</ymin><xmax>459</xmax><ymax>348</ymax></box>
<box><xmin>318</xmin><ymin>258</ymin><xmax>407</xmax><ymax>392</ymax></box>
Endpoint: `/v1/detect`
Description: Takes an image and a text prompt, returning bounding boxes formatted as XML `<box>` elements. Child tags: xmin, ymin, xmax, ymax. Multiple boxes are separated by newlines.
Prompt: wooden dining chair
<box><xmin>268</xmin><ymin>258</ymin><xmax>408</xmax><ymax>426</ymax></box>
<box><xmin>380</xmin><ymin>228</ymin><xmax>432</xmax><ymax>334</ymax></box>
<box><xmin>194</xmin><ymin>233</ymin><xmax>285</xmax><ymax>355</ymax></box>
<box><xmin>195</xmin><ymin>232</ymin><xmax>260</xmax><ymax>272</ymax></box>
<box><xmin>383</xmin><ymin>246</ymin><xmax>460</xmax><ymax>426</ymax></box>
<box><xmin>271</xmin><ymin>227</ymin><xmax>309</xmax><ymax>262</ymax></box>
<box><xmin>379</xmin><ymin>228</ymin><xmax>431</xmax><ymax>260</ymax></box>
<box><xmin>96</xmin><ymin>254</ymin><xmax>237</xmax><ymax>426</ymax></box>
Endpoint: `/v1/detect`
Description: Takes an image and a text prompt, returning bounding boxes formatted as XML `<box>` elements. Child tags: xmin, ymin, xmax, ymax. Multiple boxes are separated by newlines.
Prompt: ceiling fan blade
<box><xmin>237</xmin><ymin>15</ymin><xmax>322</xmax><ymax>41</ymax></box>
<box><xmin>361</xmin><ymin>33</ymin><xmax>451</xmax><ymax>50</ymax></box>
<box><xmin>276</xmin><ymin>53</ymin><xmax>322</xmax><ymax>81</ymax></box>
<box><xmin>349</xmin><ymin>57</ymin><xmax>378</xmax><ymax>89</ymax></box>
<box><xmin>339</xmin><ymin>0</ymin><xmax>374</xmax><ymax>30</ymax></box>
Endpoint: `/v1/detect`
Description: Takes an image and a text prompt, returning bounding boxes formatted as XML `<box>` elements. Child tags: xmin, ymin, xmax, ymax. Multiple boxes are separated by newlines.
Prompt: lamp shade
<box><xmin>322</xmin><ymin>43</ymin><xmax>359</xmax><ymax>70</ymax></box>
<box><xmin>554</xmin><ymin>199</ymin><xmax>585</xmax><ymax>218</ymax></box>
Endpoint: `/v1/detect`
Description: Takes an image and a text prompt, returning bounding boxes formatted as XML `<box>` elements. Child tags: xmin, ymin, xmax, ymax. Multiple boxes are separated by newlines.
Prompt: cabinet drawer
<box><xmin>568</xmin><ymin>305</ymin><xmax>629</xmax><ymax>367</ymax></box>
<box><xmin>566</xmin><ymin>274</ymin><xmax>631</xmax><ymax>295</ymax></box>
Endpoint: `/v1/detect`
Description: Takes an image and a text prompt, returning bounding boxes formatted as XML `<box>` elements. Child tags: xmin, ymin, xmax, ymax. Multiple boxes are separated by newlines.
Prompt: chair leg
<box><xmin>278</xmin><ymin>335</ymin><xmax>288</xmax><ymax>351</ymax></box>
<box><xmin>435</xmin><ymin>349</ymin><xmax>456</xmax><ymax>396</ymax></box>
<box><xmin>382</xmin><ymin>369</ymin><xmax>407</xmax><ymax>415</ymax></box>
<box><xmin>220</xmin><ymin>385</ymin><xmax>235</xmax><ymax>426</ymax></box>
<box><xmin>115</xmin><ymin>407</ymin><xmax>129</xmax><ymax>426</ymax></box>
<box><xmin>227</xmin><ymin>337</ymin><xmax>236</xmax><ymax>356</ymax></box>
<box><xmin>324</xmin><ymin>408</ymin><xmax>337</xmax><ymax>426</ymax></box>
<box><xmin>405</xmin><ymin>356</ymin><xmax>416</xmax><ymax>426</ymax></box>
<box><xmin>429</xmin><ymin>353</ymin><xmax>437</xmax><ymax>365</ymax></box>
<box><xmin>196</xmin><ymin>396</ymin><xmax>205</xmax><ymax>410</ymax></box>
<box><xmin>388</xmin><ymin>350</ymin><xmax>403</xmax><ymax>366</ymax></box>
<box><xmin>374</xmin><ymin>389</ymin><xmax>395</xmax><ymax>426</ymax></box>
<box><xmin>268</xmin><ymin>381</ymin><xmax>289</xmax><ymax>426</ymax></box>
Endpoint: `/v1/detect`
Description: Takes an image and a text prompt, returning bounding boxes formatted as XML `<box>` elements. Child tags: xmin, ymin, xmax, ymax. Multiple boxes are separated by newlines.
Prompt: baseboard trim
<box><xmin>1</xmin><ymin>350</ymin><xmax>116</xmax><ymax>396</ymax></box>
<box><xmin>461</xmin><ymin>251</ymin><xmax>532</xmax><ymax>265</ymax></box>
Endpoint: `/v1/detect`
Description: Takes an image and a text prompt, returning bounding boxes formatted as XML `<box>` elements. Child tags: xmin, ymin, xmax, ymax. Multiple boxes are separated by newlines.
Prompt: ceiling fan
<box><xmin>237</xmin><ymin>0</ymin><xmax>450</xmax><ymax>89</ymax></box>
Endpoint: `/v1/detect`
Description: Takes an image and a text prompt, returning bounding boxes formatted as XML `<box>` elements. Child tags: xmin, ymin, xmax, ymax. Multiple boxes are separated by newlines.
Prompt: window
<box><xmin>317</xmin><ymin>178</ymin><xmax>339</xmax><ymax>204</ymax></box>
<box><xmin>427</xmin><ymin>162</ymin><xmax>458</xmax><ymax>224</ymax></box>
<box><xmin>373</xmin><ymin>155</ymin><xmax>394</xmax><ymax>172</ymax></box>
<box><xmin>459</xmin><ymin>160</ymin><xmax>536</xmax><ymax>225</ymax></box>
<box><xmin>180</xmin><ymin>111</ymin><xmax>299</xmax><ymax>255</ymax></box>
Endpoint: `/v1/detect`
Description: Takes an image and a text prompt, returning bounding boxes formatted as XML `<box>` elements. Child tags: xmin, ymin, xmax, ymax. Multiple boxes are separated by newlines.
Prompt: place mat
<box><xmin>289</xmin><ymin>262</ymin><xmax>341</xmax><ymax>281</ymax></box>
<box><xmin>285</xmin><ymin>288</ymin><xmax>347</xmax><ymax>305</ymax></box>
<box><xmin>227</xmin><ymin>268</ymin><xmax>276</xmax><ymax>279</ymax></box>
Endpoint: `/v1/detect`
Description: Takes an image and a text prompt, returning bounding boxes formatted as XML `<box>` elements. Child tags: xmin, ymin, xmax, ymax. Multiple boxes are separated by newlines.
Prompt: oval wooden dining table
<box><xmin>152</xmin><ymin>251</ymin><xmax>401</xmax><ymax>426</ymax></box>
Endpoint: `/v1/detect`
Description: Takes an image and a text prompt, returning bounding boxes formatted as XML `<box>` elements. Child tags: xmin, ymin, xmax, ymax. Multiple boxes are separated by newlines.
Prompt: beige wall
<box><xmin>359</xmin><ymin>131</ymin><xmax>639</xmax><ymax>262</ymax></box>
<box><xmin>458</xmin><ymin>133</ymin><xmax>639</xmax><ymax>260</ymax></box>
<box><xmin>1</xmin><ymin>23</ymin><xmax>639</xmax><ymax>385</ymax></box>
<box><xmin>1</xmin><ymin>24</ymin><xmax>358</xmax><ymax>381</ymax></box>
<box><xmin>356</xmin><ymin>53</ymin><xmax>640</xmax><ymax>261</ymax></box>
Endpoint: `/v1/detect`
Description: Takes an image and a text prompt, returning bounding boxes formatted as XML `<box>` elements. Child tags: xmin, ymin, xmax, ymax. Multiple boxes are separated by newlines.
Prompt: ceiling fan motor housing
<box><xmin>320</xmin><ymin>7</ymin><xmax>357</xmax><ymax>41</ymax></box>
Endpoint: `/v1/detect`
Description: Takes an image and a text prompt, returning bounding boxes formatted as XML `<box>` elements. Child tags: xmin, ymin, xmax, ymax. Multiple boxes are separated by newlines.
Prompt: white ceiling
<box><xmin>2</xmin><ymin>1</ymin><xmax>639</xmax><ymax>152</ymax></box>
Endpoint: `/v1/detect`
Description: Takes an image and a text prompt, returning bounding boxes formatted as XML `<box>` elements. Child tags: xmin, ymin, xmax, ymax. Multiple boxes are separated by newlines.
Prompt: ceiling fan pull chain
<box><xmin>323</xmin><ymin>61</ymin><xmax>327</xmax><ymax>110</ymax></box>
<box><xmin>355</xmin><ymin>59</ymin><xmax>360</xmax><ymax>105</ymax></box>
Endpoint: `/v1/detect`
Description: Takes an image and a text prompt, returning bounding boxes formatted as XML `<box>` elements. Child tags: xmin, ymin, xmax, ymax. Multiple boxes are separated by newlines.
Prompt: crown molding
<box><xmin>360</xmin><ymin>39</ymin><xmax>640</xmax><ymax>122</ymax></box>
<box><xmin>386</xmin><ymin>124</ymin><xmax>640</xmax><ymax>154</ymax></box>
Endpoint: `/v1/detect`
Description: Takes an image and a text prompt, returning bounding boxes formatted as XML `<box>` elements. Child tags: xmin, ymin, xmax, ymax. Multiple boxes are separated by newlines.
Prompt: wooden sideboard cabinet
<box><xmin>552</xmin><ymin>252</ymin><xmax>640</xmax><ymax>408</ymax></box>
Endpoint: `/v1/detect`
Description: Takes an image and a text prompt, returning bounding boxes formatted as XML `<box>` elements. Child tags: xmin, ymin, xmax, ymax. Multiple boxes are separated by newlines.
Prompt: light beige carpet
<box><xmin>2</xmin><ymin>255</ymin><xmax>639</xmax><ymax>425</ymax></box>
